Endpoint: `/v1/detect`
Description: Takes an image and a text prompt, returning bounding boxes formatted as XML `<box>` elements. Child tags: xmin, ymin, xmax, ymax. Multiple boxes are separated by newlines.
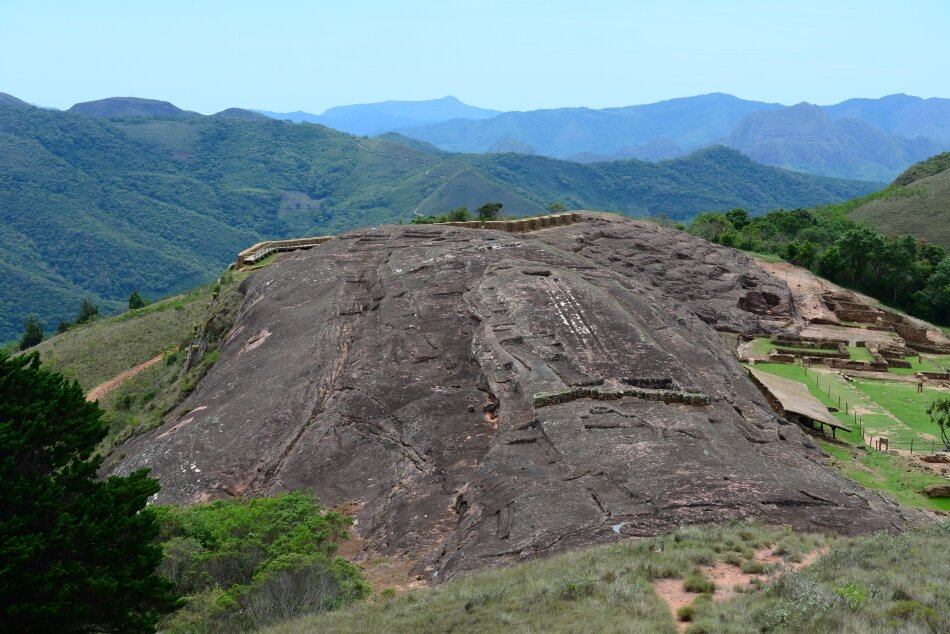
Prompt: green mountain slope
<box><xmin>0</xmin><ymin>103</ymin><xmax>876</xmax><ymax>341</ymax></box>
<box><xmin>467</xmin><ymin>146</ymin><xmax>874</xmax><ymax>217</ymax></box>
<box><xmin>843</xmin><ymin>153</ymin><xmax>950</xmax><ymax>249</ymax></box>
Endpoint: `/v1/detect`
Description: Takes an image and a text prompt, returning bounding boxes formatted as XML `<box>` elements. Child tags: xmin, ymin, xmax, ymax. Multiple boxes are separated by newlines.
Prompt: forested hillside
<box><xmin>0</xmin><ymin>102</ymin><xmax>876</xmax><ymax>341</ymax></box>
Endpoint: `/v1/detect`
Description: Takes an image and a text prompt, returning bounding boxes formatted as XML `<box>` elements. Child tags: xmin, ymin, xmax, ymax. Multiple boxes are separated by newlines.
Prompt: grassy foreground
<box><xmin>688</xmin><ymin>522</ymin><xmax>950</xmax><ymax>633</ymax></box>
<box><xmin>259</xmin><ymin>522</ymin><xmax>948</xmax><ymax>634</ymax></box>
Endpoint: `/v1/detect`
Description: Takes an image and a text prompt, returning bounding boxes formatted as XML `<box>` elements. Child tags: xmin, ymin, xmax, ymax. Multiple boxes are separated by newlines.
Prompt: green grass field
<box><xmin>852</xmin><ymin>379</ymin><xmax>946</xmax><ymax>440</ymax></box>
<box><xmin>746</xmin><ymin>338</ymin><xmax>874</xmax><ymax>364</ymax></box>
<box><xmin>746</xmin><ymin>363</ymin><xmax>950</xmax><ymax>511</ymax></box>
<box><xmin>819</xmin><ymin>442</ymin><xmax>950</xmax><ymax>512</ymax></box>
<box><xmin>888</xmin><ymin>354</ymin><xmax>950</xmax><ymax>375</ymax></box>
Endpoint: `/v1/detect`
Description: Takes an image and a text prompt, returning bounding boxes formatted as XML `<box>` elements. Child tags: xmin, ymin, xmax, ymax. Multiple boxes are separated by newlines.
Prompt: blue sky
<box><xmin>1</xmin><ymin>0</ymin><xmax>947</xmax><ymax>114</ymax></box>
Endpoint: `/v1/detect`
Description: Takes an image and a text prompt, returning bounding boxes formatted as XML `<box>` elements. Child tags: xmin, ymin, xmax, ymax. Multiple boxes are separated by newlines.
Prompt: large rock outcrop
<box><xmin>112</xmin><ymin>215</ymin><xmax>915</xmax><ymax>580</ymax></box>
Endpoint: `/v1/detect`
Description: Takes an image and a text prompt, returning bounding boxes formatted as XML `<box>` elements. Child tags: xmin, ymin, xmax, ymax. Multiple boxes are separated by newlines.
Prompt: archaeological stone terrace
<box><xmin>112</xmin><ymin>214</ymin><xmax>922</xmax><ymax>581</ymax></box>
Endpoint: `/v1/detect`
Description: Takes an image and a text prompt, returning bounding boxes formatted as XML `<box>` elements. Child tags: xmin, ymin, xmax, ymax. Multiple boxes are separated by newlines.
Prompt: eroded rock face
<box><xmin>112</xmin><ymin>216</ymin><xmax>914</xmax><ymax>580</ymax></box>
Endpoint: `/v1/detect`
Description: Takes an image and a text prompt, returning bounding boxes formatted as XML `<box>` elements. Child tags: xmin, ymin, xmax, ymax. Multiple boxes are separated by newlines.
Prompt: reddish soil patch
<box><xmin>332</xmin><ymin>502</ymin><xmax>426</xmax><ymax>595</ymax></box>
<box><xmin>758</xmin><ymin>260</ymin><xmax>837</xmax><ymax>323</ymax></box>
<box><xmin>653</xmin><ymin>546</ymin><xmax>827</xmax><ymax>631</ymax></box>
<box><xmin>86</xmin><ymin>353</ymin><xmax>164</xmax><ymax>402</ymax></box>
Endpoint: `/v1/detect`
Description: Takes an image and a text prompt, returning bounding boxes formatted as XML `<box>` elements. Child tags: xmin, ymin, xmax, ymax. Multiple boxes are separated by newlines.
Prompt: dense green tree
<box><xmin>0</xmin><ymin>352</ymin><xmax>179</xmax><ymax>632</ymax></box>
<box><xmin>128</xmin><ymin>289</ymin><xmax>147</xmax><ymax>310</ymax></box>
<box><xmin>724</xmin><ymin>208</ymin><xmax>750</xmax><ymax>230</ymax></box>
<box><xmin>916</xmin><ymin>259</ymin><xmax>950</xmax><ymax>323</ymax></box>
<box><xmin>687</xmin><ymin>206</ymin><xmax>950</xmax><ymax>325</ymax></box>
<box><xmin>76</xmin><ymin>299</ymin><xmax>99</xmax><ymax>324</ymax></box>
<box><xmin>547</xmin><ymin>201</ymin><xmax>567</xmax><ymax>213</ymax></box>
<box><xmin>476</xmin><ymin>202</ymin><xmax>503</xmax><ymax>221</ymax></box>
<box><xmin>18</xmin><ymin>315</ymin><xmax>44</xmax><ymax>351</ymax></box>
<box><xmin>926</xmin><ymin>397</ymin><xmax>950</xmax><ymax>451</ymax></box>
<box><xmin>689</xmin><ymin>212</ymin><xmax>731</xmax><ymax>243</ymax></box>
<box><xmin>56</xmin><ymin>320</ymin><xmax>71</xmax><ymax>334</ymax></box>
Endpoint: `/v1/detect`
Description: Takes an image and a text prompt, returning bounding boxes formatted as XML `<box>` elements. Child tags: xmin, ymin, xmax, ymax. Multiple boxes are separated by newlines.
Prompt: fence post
<box><xmin>910</xmin><ymin>439</ymin><xmax>914</xmax><ymax>455</ymax></box>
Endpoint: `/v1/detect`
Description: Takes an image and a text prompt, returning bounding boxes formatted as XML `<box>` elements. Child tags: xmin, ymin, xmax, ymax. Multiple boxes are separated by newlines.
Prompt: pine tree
<box><xmin>128</xmin><ymin>289</ymin><xmax>147</xmax><ymax>310</ymax></box>
<box><xmin>18</xmin><ymin>315</ymin><xmax>44</xmax><ymax>350</ymax></box>
<box><xmin>76</xmin><ymin>298</ymin><xmax>99</xmax><ymax>324</ymax></box>
<box><xmin>0</xmin><ymin>352</ymin><xmax>179</xmax><ymax>632</ymax></box>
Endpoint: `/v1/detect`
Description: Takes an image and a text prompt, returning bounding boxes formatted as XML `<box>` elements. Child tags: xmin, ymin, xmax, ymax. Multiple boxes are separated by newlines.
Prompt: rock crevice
<box><xmin>112</xmin><ymin>216</ymin><xmax>917</xmax><ymax>581</ymax></box>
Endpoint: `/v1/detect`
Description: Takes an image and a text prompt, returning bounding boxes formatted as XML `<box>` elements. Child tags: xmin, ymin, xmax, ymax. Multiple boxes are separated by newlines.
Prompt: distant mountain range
<box><xmin>0</xmin><ymin>95</ymin><xmax>875</xmax><ymax>341</ymax></box>
<box><xmin>255</xmin><ymin>96</ymin><xmax>500</xmax><ymax>136</ymax></box>
<box><xmin>255</xmin><ymin>93</ymin><xmax>950</xmax><ymax>181</ymax></box>
<box><xmin>726</xmin><ymin>103</ymin><xmax>943</xmax><ymax>182</ymax></box>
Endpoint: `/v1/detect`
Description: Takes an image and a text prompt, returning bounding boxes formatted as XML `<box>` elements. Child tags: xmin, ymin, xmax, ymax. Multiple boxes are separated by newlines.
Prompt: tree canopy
<box><xmin>0</xmin><ymin>351</ymin><xmax>178</xmax><ymax>632</ymax></box>
<box><xmin>926</xmin><ymin>397</ymin><xmax>950</xmax><ymax>451</ymax></box>
<box><xmin>688</xmin><ymin>208</ymin><xmax>950</xmax><ymax>325</ymax></box>
<box><xmin>477</xmin><ymin>202</ymin><xmax>503</xmax><ymax>221</ymax></box>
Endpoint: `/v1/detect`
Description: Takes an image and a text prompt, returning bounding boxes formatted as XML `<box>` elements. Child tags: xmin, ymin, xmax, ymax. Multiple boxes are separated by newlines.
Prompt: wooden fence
<box><xmin>235</xmin><ymin>212</ymin><xmax>584</xmax><ymax>269</ymax></box>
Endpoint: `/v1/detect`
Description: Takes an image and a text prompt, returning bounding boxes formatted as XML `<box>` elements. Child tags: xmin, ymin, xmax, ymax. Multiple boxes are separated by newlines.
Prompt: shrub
<box><xmin>834</xmin><ymin>581</ymin><xmax>866</xmax><ymax>609</ymax></box>
<box><xmin>156</xmin><ymin>492</ymin><xmax>368</xmax><ymax>631</ymax></box>
<box><xmin>677</xmin><ymin>604</ymin><xmax>696</xmax><ymax>621</ymax></box>
<box><xmin>129</xmin><ymin>289</ymin><xmax>148</xmax><ymax>309</ymax></box>
<box><xmin>683</xmin><ymin>572</ymin><xmax>715</xmax><ymax>594</ymax></box>
<box><xmin>886</xmin><ymin>600</ymin><xmax>940</xmax><ymax>630</ymax></box>
<box><xmin>556</xmin><ymin>576</ymin><xmax>596</xmax><ymax>600</ymax></box>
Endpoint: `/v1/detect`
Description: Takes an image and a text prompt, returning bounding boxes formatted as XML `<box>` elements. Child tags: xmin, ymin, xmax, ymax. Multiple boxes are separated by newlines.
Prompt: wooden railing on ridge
<box><xmin>235</xmin><ymin>212</ymin><xmax>583</xmax><ymax>269</ymax></box>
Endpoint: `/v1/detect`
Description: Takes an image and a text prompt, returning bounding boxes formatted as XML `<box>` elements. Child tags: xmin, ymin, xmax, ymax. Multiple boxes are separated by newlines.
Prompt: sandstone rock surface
<box><xmin>112</xmin><ymin>215</ymin><xmax>916</xmax><ymax>580</ymax></box>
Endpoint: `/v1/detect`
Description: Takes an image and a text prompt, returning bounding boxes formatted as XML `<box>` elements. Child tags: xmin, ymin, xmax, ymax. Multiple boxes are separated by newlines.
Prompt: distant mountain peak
<box><xmin>0</xmin><ymin>92</ymin><xmax>33</xmax><ymax>109</ymax></box>
<box><xmin>256</xmin><ymin>96</ymin><xmax>500</xmax><ymax>136</ymax></box>
<box><xmin>68</xmin><ymin>97</ymin><xmax>197</xmax><ymax>118</ymax></box>
<box><xmin>213</xmin><ymin>107</ymin><xmax>269</xmax><ymax>120</ymax></box>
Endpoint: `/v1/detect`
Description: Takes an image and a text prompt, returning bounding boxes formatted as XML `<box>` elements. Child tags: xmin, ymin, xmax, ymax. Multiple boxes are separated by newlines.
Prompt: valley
<box><xmin>0</xmin><ymin>99</ymin><xmax>875</xmax><ymax>342</ymax></box>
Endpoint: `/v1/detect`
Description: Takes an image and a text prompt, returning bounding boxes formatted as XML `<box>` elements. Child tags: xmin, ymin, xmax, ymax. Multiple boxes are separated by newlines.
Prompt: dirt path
<box><xmin>654</xmin><ymin>546</ymin><xmax>826</xmax><ymax>631</ymax></box>
<box><xmin>86</xmin><ymin>353</ymin><xmax>164</xmax><ymax>402</ymax></box>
